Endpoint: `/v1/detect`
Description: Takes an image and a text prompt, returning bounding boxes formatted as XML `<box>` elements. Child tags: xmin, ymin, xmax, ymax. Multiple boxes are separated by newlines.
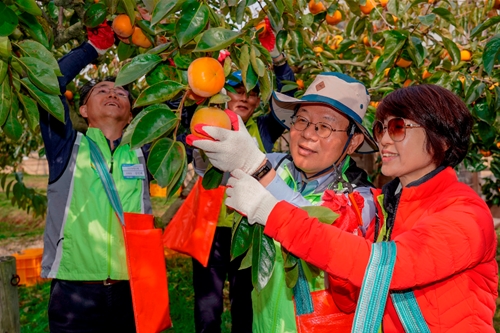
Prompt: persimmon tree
<box><xmin>1</xmin><ymin>0</ymin><xmax>500</xmax><ymax>288</ymax></box>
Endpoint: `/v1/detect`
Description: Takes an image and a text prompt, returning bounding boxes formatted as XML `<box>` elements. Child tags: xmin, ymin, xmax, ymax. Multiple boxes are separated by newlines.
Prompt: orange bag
<box><xmin>294</xmin><ymin>290</ymin><xmax>354</xmax><ymax>333</ymax></box>
<box><xmin>123</xmin><ymin>213</ymin><xmax>172</xmax><ymax>333</ymax></box>
<box><xmin>163</xmin><ymin>177</ymin><xmax>225</xmax><ymax>267</ymax></box>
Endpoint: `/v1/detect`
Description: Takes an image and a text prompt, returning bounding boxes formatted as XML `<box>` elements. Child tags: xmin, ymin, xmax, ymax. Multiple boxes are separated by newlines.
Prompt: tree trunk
<box><xmin>0</xmin><ymin>256</ymin><xmax>20</xmax><ymax>333</ymax></box>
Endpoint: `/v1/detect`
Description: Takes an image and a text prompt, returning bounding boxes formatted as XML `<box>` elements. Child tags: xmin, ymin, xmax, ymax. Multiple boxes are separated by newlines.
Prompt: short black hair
<box><xmin>376</xmin><ymin>84</ymin><xmax>473</xmax><ymax>167</ymax></box>
<box><xmin>79</xmin><ymin>76</ymin><xmax>134</xmax><ymax>107</ymax></box>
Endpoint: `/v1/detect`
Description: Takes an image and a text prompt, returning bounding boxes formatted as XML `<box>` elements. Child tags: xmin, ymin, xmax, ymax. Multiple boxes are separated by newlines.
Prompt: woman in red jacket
<box><xmin>223</xmin><ymin>85</ymin><xmax>498</xmax><ymax>332</ymax></box>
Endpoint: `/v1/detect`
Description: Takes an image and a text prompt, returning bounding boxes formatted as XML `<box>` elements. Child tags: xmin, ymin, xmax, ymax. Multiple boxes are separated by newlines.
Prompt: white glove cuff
<box><xmin>249</xmin><ymin>194</ymin><xmax>279</xmax><ymax>226</ymax></box>
<box><xmin>241</xmin><ymin>150</ymin><xmax>266</xmax><ymax>175</ymax></box>
<box><xmin>88</xmin><ymin>40</ymin><xmax>109</xmax><ymax>55</ymax></box>
<box><xmin>270</xmin><ymin>47</ymin><xmax>281</xmax><ymax>58</ymax></box>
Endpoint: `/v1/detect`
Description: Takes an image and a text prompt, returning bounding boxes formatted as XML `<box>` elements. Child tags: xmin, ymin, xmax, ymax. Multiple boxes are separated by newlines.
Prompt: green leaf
<box><xmin>250</xmin><ymin>45</ymin><xmax>265</xmax><ymax>77</ymax></box>
<box><xmin>0</xmin><ymin>3</ymin><xmax>18</xmax><ymax>37</ymax></box>
<box><xmin>301</xmin><ymin>206</ymin><xmax>339</xmax><ymax>224</ymax></box>
<box><xmin>471</xmin><ymin>16</ymin><xmax>500</xmax><ymax>39</ymax></box>
<box><xmin>407</xmin><ymin>36</ymin><xmax>425</xmax><ymax>67</ymax></box>
<box><xmin>477</xmin><ymin>121</ymin><xmax>496</xmax><ymax>146</ymax></box>
<box><xmin>251</xmin><ymin>226</ymin><xmax>276</xmax><ymax>292</ymax></box>
<box><xmin>432</xmin><ymin>8</ymin><xmax>457</xmax><ymax>27</ymax></box>
<box><xmin>284</xmin><ymin>263</ymin><xmax>299</xmax><ymax>288</ymax></box>
<box><xmin>17</xmin><ymin>40</ymin><xmax>61</xmax><ymax>75</ymax></box>
<box><xmin>441</xmin><ymin>36</ymin><xmax>461</xmax><ymax>66</ymax></box>
<box><xmin>465</xmin><ymin>80</ymin><xmax>485</xmax><ymax>105</ymax></box>
<box><xmin>290</xmin><ymin>30</ymin><xmax>304</xmax><ymax>59</ymax></box>
<box><xmin>167</xmin><ymin>151</ymin><xmax>187</xmax><ymax>199</ymax></box>
<box><xmin>18</xmin><ymin>57</ymin><xmax>60</xmax><ymax>95</ymax></box>
<box><xmin>18</xmin><ymin>12</ymin><xmax>49</xmax><ymax>48</ymax></box>
<box><xmin>382</xmin><ymin>30</ymin><xmax>408</xmax><ymax>61</ymax></box>
<box><xmin>201</xmin><ymin>165</ymin><xmax>223</xmax><ymax>189</ymax></box>
<box><xmin>83</xmin><ymin>3</ymin><xmax>107</xmax><ymax>28</ymax></box>
<box><xmin>483</xmin><ymin>35</ymin><xmax>500</xmax><ymax>76</ymax></box>
<box><xmin>231</xmin><ymin>216</ymin><xmax>254</xmax><ymax>260</ymax></box>
<box><xmin>258</xmin><ymin>70</ymin><xmax>272</xmax><ymax>103</ymax></box>
<box><xmin>209</xmin><ymin>93</ymin><xmax>231</xmax><ymax>104</ymax></box>
<box><xmin>151</xmin><ymin>0</ymin><xmax>180</xmax><ymax>26</ymax></box>
<box><xmin>121</xmin><ymin>0</ymin><xmax>136</xmax><ymax>26</ymax></box>
<box><xmin>105</xmin><ymin>0</ymin><xmax>119</xmax><ymax>14</ymax></box>
<box><xmin>128</xmin><ymin>104</ymin><xmax>178</xmax><ymax>149</ymax></box>
<box><xmin>19</xmin><ymin>77</ymin><xmax>64</xmax><ymax>122</ymax></box>
<box><xmin>122</xmin><ymin>104</ymin><xmax>167</xmax><ymax>146</ymax></box>
<box><xmin>276</xmin><ymin>30</ymin><xmax>288</xmax><ymax>53</ymax></box>
<box><xmin>3</xmin><ymin>97</ymin><xmax>22</xmax><ymax>141</ymax></box>
<box><xmin>418</xmin><ymin>13</ymin><xmax>435</xmax><ymax>26</ymax></box>
<box><xmin>240</xmin><ymin>244</ymin><xmax>253</xmax><ymax>269</ymax></box>
<box><xmin>18</xmin><ymin>93</ymin><xmax>38</xmax><ymax>131</ymax></box>
<box><xmin>0</xmin><ymin>80</ymin><xmax>11</xmax><ymax>127</ymax></box>
<box><xmin>147</xmin><ymin>137</ymin><xmax>185</xmax><ymax>187</ymax></box>
<box><xmin>472</xmin><ymin>101</ymin><xmax>496</xmax><ymax>124</ymax></box>
<box><xmin>134</xmin><ymin>80</ymin><xmax>185</xmax><ymax>108</ymax></box>
<box><xmin>239</xmin><ymin>44</ymin><xmax>250</xmax><ymax>88</ymax></box>
<box><xmin>194</xmin><ymin>28</ymin><xmax>242</xmax><ymax>52</ymax></box>
<box><xmin>117</xmin><ymin>41</ymin><xmax>135</xmax><ymax>61</ymax></box>
<box><xmin>15</xmin><ymin>0</ymin><xmax>42</xmax><ymax>16</ymax></box>
<box><xmin>0</xmin><ymin>60</ymin><xmax>7</xmax><ymax>85</ymax></box>
<box><xmin>115</xmin><ymin>54</ymin><xmax>162</xmax><ymax>86</ymax></box>
<box><xmin>0</xmin><ymin>36</ymin><xmax>12</xmax><ymax>61</ymax></box>
<box><xmin>245</xmin><ymin>65</ymin><xmax>258</xmax><ymax>92</ymax></box>
<box><xmin>175</xmin><ymin>1</ymin><xmax>209</xmax><ymax>47</ymax></box>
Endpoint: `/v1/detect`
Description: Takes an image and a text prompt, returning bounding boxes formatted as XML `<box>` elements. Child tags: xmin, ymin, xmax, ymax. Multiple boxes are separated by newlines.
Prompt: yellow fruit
<box><xmin>489</xmin><ymin>82</ymin><xmax>499</xmax><ymax>90</ymax></box>
<box><xmin>392</xmin><ymin>15</ymin><xmax>398</xmax><ymax>23</ymax></box>
<box><xmin>313</xmin><ymin>46</ymin><xmax>324</xmax><ymax>54</ymax></box>
<box><xmin>422</xmin><ymin>69</ymin><xmax>432</xmax><ymax>80</ymax></box>
<box><xmin>325</xmin><ymin>10</ymin><xmax>342</xmax><ymax>25</ymax></box>
<box><xmin>380</xmin><ymin>0</ymin><xmax>389</xmax><ymax>7</ymax></box>
<box><xmin>370</xmin><ymin>101</ymin><xmax>380</xmax><ymax>108</ymax></box>
<box><xmin>296</xmin><ymin>79</ymin><xmax>305</xmax><ymax>90</ymax></box>
<box><xmin>308</xmin><ymin>0</ymin><xmax>326</xmax><ymax>14</ymax></box>
<box><xmin>187</xmin><ymin>57</ymin><xmax>225</xmax><ymax>98</ymax></box>
<box><xmin>64</xmin><ymin>90</ymin><xmax>73</xmax><ymax>101</ymax></box>
<box><xmin>395</xmin><ymin>58</ymin><xmax>412</xmax><ymax>68</ymax></box>
<box><xmin>373</xmin><ymin>55</ymin><xmax>380</xmax><ymax>63</ymax></box>
<box><xmin>330</xmin><ymin>35</ymin><xmax>343</xmax><ymax>49</ymax></box>
<box><xmin>255</xmin><ymin>21</ymin><xmax>267</xmax><ymax>35</ymax></box>
<box><xmin>360</xmin><ymin>0</ymin><xmax>376</xmax><ymax>15</ymax></box>
<box><xmin>363</xmin><ymin>36</ymin><xmax>372</xmax><ymax>46</ymax></box>
<box><xmin>403</xmin><ymin>79</ymin><xmax>412</xmax><ymax>87</ymax></box>
<box><xmin>384</xmin><ymin>68</ymin><xmax>390</xmax><ymax>76</ymax></box>
<box><xmin>460</xmin><ymin>50</ymin><xmax>472</xmax><ymax>61</ymax></box>
<box><xmin>190</xmin><ymin>107</ymin><xmax>231</xmax><ymax>139</ymax></box>
<box><xmin>112</xmin><ymin>14</ymin><xmax>134</xmax><ymax>38</ymax></box>
<box><xmin>131</xmin><ymin>27</ymin><xmax>152</xmax><ymax>48</ymax></box>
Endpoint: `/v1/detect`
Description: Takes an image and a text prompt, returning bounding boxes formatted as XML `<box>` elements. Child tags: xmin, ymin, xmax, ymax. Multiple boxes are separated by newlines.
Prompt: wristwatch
<box><xmin>251</xmin><ymin>159</ymin><xmax>273</xmax><ymax>181</ymax></box>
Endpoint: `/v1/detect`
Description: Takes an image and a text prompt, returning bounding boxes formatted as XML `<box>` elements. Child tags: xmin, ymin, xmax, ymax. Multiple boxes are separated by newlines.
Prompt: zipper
<box><xmin>109</xmin><ymin>155</ymin><xmax>114</xmax><ymax>173</ymax></box>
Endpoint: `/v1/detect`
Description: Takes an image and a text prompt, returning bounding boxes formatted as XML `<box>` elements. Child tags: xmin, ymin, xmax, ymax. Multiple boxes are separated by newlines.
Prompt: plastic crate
<box><xmin>12</xmin><ymin>248</ymin><xmax>45</xmax><ymax>286</ymax></box>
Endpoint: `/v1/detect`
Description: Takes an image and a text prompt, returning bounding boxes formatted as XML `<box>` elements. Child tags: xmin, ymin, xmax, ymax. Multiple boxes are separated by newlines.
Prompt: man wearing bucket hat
<box><xmin>188</xmin><ymin>72</ymin><xmax>377</xmax><ymax>332</ymax></box>
<box><xmin>183</xmin><ymin>59</ymin><xmax>295</xmax><ymax>332</ymax></box>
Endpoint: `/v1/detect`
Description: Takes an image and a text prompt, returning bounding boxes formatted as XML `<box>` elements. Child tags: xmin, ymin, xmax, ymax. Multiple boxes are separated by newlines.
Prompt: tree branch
<box><xmin>54</xmin><ymin>22</ymin><xmax>85</xmax><ymax>48</ymax></box>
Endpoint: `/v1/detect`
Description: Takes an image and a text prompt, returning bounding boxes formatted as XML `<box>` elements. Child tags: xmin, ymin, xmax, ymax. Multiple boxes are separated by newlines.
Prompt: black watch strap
<box><xmin>251</xmin><ymin>159</ymin><xmax>273</xmax><ymax>181</ymax></box>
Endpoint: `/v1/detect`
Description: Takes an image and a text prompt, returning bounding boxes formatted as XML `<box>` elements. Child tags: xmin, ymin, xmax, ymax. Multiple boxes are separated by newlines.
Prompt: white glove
<box><xmin>225</xmin><ymin>169</ymin><xmax>279</xmax><ymax>226</ymax></box>
<box><xmin>191</xmin><ymin>115</ymin><xmax>266</xmax><ymax>174</ymax></box>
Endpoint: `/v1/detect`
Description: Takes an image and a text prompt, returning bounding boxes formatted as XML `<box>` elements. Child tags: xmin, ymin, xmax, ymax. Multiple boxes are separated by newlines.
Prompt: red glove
<box><xmin>257</xmin><ymin>17</ymin><xmax>276</xmax><ymax>52</ymax></box>
<box><xmin>87</xmin><ymin>22</ymin><xmax>115</xmax><ymax>54</ymax></box>
<box><xmin>186</xmin><ymin>109</ymin><xmax>239</xmax><ymax>146</ymax></box>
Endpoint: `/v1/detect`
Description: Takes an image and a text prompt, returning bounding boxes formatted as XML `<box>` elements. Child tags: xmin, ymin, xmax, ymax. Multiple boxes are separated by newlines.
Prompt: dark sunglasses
<box><xmin>372</xmin><ymin>117</ymin><xmax>422</xmax><ymax>143</ymax></box>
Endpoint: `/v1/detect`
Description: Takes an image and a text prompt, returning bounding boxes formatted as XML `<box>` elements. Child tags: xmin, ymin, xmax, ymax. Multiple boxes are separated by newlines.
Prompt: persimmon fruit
<box><xmin>325</xmin><ymin>10</ymin><xmax>342</xmax><ymax>25</ymax></box>
<box><xmin>308</xmin><ymin>0</ymin><xmax>326</xmax><ymax>14</ymax></box>
<box><xmin>190</xmin><ymin>107</ymin><xmax>232</xmax><ymax>139</ymax></box>
<box><xmin>112</xmin><ymin>14</ymin><xmax>134</xmax><ymax>38</ymax></box>
<box><xmin>131</xmin><ymin>27</ymin><xmax>152</xmax><ymax>48</ymax></box>
<box><xmin>360</xmin><ymin>0</ymin><xmax>376</xmax><ymax>14</ymax></box>
<box><xmin>187</xmin><ymin>57</ymin><xmax>225</xmax><ymax>98</ymax></box>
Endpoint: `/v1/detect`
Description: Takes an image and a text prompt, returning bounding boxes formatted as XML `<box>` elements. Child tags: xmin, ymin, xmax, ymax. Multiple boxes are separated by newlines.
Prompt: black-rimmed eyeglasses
<box><xmin>291</xmin><ymin>115</ymin><xmax>348</xmax><ymax>138</ymax></box>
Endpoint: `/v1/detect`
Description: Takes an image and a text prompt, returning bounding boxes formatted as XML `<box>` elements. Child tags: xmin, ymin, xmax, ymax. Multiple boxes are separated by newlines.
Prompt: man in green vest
<box><xmin>188</xmin><ymin>72</ymin><xmax>377</xmax><ymax>332</ymax></box>
<box><xmin>40</xmin><ymin>24</ymin><xmax>151</xmax><ymax>333</ymax></box>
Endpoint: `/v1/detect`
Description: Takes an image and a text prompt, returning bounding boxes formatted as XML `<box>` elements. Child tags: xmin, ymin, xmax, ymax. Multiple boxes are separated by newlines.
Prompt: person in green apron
<box><xmin>188</xmin><ymin>72</ymin><xmax>378</xmax><ymax>332</ymax></box>
<box><xmin>189</xmin><ymin>62</ymin><xmax>296</xmax><ymax>333</ymax></box>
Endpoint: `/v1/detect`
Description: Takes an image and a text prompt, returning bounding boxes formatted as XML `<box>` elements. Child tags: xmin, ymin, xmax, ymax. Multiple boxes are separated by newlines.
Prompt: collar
<box><xmin>86</xmin><ymin>127</ymin><xmax>123</xmax><ymax>152</ymax></box>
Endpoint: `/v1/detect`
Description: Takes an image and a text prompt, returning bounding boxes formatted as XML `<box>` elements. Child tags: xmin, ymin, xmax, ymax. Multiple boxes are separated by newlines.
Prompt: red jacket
<box><xmin>265</xmin><ymin>167</ymin><xmax>498</xmax><ymax>332</ymax></box>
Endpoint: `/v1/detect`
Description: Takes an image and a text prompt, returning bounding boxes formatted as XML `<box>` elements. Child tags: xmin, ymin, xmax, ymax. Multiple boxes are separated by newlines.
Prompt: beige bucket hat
<box><xmin>271</xmin><ymin>72</ymin><xmax>378</xmax><ymax>153</ymax></box>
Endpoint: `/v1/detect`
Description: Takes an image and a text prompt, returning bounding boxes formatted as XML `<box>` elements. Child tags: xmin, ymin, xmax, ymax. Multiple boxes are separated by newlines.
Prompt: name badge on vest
<box><xmin>122</xmin><ymin>164</ymin><xmax>146</xmax><ymax>179</ymax></box>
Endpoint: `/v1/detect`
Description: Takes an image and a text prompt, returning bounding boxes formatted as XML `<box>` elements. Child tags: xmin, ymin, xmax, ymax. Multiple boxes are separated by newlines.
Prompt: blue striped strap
<box><xmin>391</xmin><ymin>290</ymin><xmax>430</xmax><ymax>332</ymax></box>
<box><xmin>87</xmin><ymin>137</ymin><xmax>125</xmax><ymax>226</ymax></box>
<box><xmin>292</xmin><ymin>261</ymin><xmax>314</xmax><ymax>315</ymax></box>
<box><xmin>352</xmin><ymin>241</ymin><xmax>397</xmax><ymax>333</ymax></box>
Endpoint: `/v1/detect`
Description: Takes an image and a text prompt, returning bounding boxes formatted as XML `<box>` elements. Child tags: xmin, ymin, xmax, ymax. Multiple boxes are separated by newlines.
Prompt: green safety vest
<box><xmin>51</xmin><ymin>128</ymin><xmax>149</xmax><ymax>280</ymax></box>
<box><xmin>252</xmin><ymin>157</ymin><xmax>350</xmax><ymax>333</ymax></box>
